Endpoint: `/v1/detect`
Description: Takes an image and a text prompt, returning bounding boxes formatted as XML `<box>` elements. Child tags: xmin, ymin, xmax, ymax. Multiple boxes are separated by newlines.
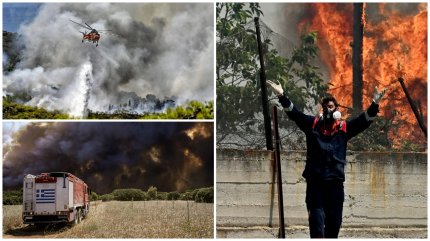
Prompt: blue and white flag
<box><xmin>36</xmin><ymin>189</ymin><xmax>55</xmax><ymax>203</ymax></box>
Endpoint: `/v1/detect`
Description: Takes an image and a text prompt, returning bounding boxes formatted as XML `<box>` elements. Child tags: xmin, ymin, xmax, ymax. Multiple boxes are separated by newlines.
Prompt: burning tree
<box><xmin>300</xmin><ymin>3</ymin><xmax>427</xmax><ymax>150</ymax></box>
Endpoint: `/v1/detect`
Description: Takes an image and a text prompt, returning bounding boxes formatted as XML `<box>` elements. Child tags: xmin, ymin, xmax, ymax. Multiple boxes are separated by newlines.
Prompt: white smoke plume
<box><xmin>3</xmin><ymin>3</ymin><xmax>214</xmax><ymax>117</ymax></box>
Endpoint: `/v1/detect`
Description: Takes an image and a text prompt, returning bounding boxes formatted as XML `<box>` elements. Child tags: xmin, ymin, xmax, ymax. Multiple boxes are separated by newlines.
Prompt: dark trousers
<box><xmin>305</xmin><ymin>180</ymin><xmax>344</xmax><ymax>238</ymax></box>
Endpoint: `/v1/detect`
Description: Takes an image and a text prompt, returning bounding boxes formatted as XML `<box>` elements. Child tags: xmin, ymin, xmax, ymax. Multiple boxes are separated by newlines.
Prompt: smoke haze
<box><xmin>3</xmin><ymin>122</ymin><xmax>214</xmax><ymax>194</ymax></box>
<box><xmin>3</xmin><ymin>3</ymin><xmax>214</xmax><ymax>117</ymax></box>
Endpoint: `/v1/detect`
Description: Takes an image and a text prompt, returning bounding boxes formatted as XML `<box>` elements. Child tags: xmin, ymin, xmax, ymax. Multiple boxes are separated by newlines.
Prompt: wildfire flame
<box><xmin>148</xmin><ymin>146</ymin><xmax>161</xmax><ymax>163</ymax></box>
<box><xmin>184</xmin><ymin>122</ymin><xmax>212</xmax><ymax>140</ymax></box>
<box><xmin>299</xmin><ymin>3</ymin><xmax>427</xmax><ymax>147</ymax></box>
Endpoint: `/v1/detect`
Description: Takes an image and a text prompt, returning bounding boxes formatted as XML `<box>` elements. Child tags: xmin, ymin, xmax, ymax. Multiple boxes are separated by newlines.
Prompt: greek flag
<box><xmin>36</xmin><ymin>189</ymin><xmax>55</xmax><ymax>203</ymax></box>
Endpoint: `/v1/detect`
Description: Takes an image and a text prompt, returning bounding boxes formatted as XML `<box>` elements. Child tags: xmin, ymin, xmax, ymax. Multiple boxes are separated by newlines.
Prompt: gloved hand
<box><xmin>266</xmin><ymin>80</ymin><xmax>284</xmax><ymax>97</ymax></box>
<box><xmin>267</xmin><ymin>80</ymin><xmax>294</xmax><ymax>111</ymax></box>
<box><xmin>372</xmin><ymin>86</ymin><xmax>388</xmax><ymax>104</ymax></box>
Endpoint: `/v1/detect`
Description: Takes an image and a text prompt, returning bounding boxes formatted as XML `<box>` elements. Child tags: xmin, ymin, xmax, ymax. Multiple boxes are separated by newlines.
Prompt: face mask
<box><xmin>323</xmin><ymin>109</ymin><xmax>341</xmax><ymax>120</ymax></box>
<box><xmin>323</xmin><ymin>108</ymin><xmax>334</xmax><ymax>120</ymax></box>
<box><xmin>333</xmin><ymin>110</ymin><xmax>341</xmax><ymax>120</ymax></box>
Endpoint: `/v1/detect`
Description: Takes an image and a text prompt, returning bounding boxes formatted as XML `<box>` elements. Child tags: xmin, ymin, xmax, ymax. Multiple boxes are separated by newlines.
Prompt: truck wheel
<box><xmin>78</xmin><ymin>209</ymin><xmax>83</xmax><ymax>223</ymax></box>
<box><xmin>74</xmin><ymin>210</ymin><xmax>79</xmax><ymax>225</ymax></box>
<box><xmin>82</xmin><ymin>207</ymin><xmax>87</xmax><ymax>219</ymax></box>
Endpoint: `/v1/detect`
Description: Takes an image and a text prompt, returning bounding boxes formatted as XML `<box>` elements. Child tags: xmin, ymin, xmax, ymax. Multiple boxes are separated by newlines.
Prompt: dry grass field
<box><xmin>3</xmin><ymin>200</ymin><xmax>214</xmax><ymax>238</ymax></box>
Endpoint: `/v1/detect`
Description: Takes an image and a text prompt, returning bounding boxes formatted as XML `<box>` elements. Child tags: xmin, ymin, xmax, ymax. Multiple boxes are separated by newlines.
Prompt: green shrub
<box><xmin>3</xmin><ymin>190</ymin><xmax>23</xmax><ymax>205</ymax></box>
<box><xmin>146</xmin><ymin>186</ymin><xmax>157</xmax><ymax>200</ymax></box>
<box><xmin>167</xmin><ymin>191</ymin><xmax>180</xmax><ymax>200</ymax></box>
<box><xmin>194</xmin><ymin>187</ymin><xmax>213</xmax><ymax>203</ymax></box>
<box><xmin>90</xmin><ymin>192</ymin><xmax>99</xmax><ymax>201</ymax></box>
<box><xmin>3</xmin><ymin>97</ymin><xmax>71</xmax><ymax>119</ymax></box>
<box><xmin>156</xmin><ymin>191</ymin><xmax>168</xmax><ymax>200</ymax></box>
<box><xmin>179</xmin><ymin>189</ymin><xmax>197</xmax><ymax>201</ymax></box>
<box><xmin>112</xmin><ymin>189</ymin><xmax>146</xmax><ymax>201</ymax></box>
<box><xmin>100</xmin><ymin>193</ymin><xmax>114</xmax><ymax>202</ymax></box>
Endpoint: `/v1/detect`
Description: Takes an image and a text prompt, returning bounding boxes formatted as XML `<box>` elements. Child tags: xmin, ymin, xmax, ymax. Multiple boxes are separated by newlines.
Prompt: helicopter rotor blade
<box><xmin>69</xmin><ymin>19</ymin><xmax>92</xmax><ymax>30</ymax></box>
<box><xmin>100</xmin><ymin>31</ymin><xmax>120</xmax><ymax>37</ymax></box>
<box><xmin>85</xmin><ymin>22</ymin><xmax>94</xmax><ymax>30</ymax></box>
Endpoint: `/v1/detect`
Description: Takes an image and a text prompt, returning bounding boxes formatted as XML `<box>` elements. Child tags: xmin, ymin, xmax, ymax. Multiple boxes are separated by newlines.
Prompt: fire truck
<box><xmin>22</xmin><ymin>172</ymin><xmax>90</xmax><ymax>225</ymax></box>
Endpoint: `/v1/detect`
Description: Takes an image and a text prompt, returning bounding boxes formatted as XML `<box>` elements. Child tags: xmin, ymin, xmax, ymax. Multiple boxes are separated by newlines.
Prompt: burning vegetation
<box><xmin>299</xmin><ymin>3</ymin><xmax>427</xmax><ymax>148</ymax></box>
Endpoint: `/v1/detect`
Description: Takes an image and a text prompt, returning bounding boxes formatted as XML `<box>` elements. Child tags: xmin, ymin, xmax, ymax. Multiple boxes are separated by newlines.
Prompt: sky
<box><xmin>2</xmin><ymin>121</ymin><xmax>28</xmax><ymax>145</ymax></box>
<box><xmin>3</xmin><ymin>3</ymin><xmax>41</xmax><ymax>32</ymax></box>
<box><xmin>3</xmin><ymin>122</ymin><xmax>214</xmax><ymax>194</ymax></box>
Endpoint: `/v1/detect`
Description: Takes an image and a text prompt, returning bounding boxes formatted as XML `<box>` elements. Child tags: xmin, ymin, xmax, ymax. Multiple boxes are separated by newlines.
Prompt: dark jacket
<box><xmin>279</xmin><ymin>95</ymin><xmax>379</xmax><ymax>182</ymax></box>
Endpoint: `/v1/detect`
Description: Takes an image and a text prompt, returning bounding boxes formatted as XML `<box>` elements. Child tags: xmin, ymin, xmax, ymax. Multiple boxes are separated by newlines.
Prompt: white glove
<box><xmin>373</xmin><ymin>86</ymin><xmax>388</xmax><ymax>104</ymax></box>
<box><xmin>266</xmin><ymin>80</ymin><xmax>284</xmax><ymax>97</ymax></box>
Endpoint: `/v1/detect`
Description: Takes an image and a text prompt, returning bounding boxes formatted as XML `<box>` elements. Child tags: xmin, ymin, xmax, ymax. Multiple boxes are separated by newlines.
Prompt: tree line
<box><xmin>3</xmin><ymin>186</ymin><xmax>213</xmax><ymax>205</ymax></box>
<box><xmin>88</xmin><ymin>101</ymin><xmax>214</xmax><ymax>119</ymax></box>
<box><xmin>3</xmin><ymin>96</ymin><xmax>213</xmax><ymax>119</ymax></box>
<box><xmin>94</xmin><ymin>186</ymin><xmax>213</xmax><ymax>203</ymax></box>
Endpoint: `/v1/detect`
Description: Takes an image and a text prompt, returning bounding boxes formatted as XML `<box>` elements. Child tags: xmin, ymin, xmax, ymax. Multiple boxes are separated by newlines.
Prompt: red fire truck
<box><xmin>22</xmin><ymin>172</ymin><xmax>90</xmax><ymax>225</ymax></box>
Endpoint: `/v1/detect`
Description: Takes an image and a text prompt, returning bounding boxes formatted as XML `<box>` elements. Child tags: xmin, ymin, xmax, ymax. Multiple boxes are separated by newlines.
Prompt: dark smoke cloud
<box><xmin>3</xmin><ymin>3</ymin><xmax>214</xmax><ymax>117</ymax></box>
<box><xmin>366</xmin><ymin>3</ymin><xmax>424</xmax><ymax>23</ymax></box>
<box><xmin>3</xmin><ymin>122</ymin><xmax>214</xmax><ymax>194</ymax></box>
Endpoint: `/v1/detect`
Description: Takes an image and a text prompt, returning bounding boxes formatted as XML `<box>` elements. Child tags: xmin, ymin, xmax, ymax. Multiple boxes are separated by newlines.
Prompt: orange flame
<box><xmin>184</xmin><ymin>122</ymin><xmax>212</xmax><ymax>140</ymax></box>
<box><xmin>299</xmin><ymin>3</ymin><xmax>427</xmax><ymax>147</ymax></box>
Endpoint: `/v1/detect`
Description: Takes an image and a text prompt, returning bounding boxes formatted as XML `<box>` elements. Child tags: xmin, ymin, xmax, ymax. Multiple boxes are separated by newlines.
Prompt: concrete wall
<box><xmin>217</xmin><ymin>149</ymin><xmax>427</xmax><ymax>234</ymax></box>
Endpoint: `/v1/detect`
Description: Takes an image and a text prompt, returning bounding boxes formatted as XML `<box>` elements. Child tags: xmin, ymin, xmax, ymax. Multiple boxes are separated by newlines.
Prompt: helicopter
<box><xmin>69</xmin><ymin>20</ymin><xmax>112</xmax><ymax>47</ymax></box>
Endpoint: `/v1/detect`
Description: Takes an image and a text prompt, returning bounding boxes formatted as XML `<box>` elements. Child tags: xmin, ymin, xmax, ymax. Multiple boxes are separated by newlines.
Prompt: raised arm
<box><xmin>346</xmin><ymin>86</ymin><xmax>387</xmax><ymax>140</ymax></box>
<box><xmin>267</xmin><ymin>80</ymin><xmax>314</xmax><ymax>133</ymax></box>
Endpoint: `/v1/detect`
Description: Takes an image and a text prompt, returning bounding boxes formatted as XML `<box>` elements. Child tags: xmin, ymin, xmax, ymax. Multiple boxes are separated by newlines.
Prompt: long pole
<box><xmin>398</xmin><ymin>77</ymin><xmax>427</xmax><ymax>137</ymax></box>
<box><xmin>255</xmin><ymin>17</ymin><xmax>273</xmax><ymax>150</ymax></box>
<box><xmin>273</xmin><ymin>106</ymin><xmax>285</xmax><ymax>238</ymax></box>
<box><xmin>352</xmin><ymin>3</ymin><xmax>364</xmax><ymax>113</ymax></box>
